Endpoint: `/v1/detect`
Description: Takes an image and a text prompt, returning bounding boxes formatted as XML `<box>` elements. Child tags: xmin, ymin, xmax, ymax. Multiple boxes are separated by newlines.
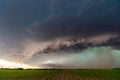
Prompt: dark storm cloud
<box><xmin>0</xmin><ymin>0</ymin><xmax>119</xmax><ymax>41</ymax></box>
<box><xmin>31</xmin><ymin>16</ymin><xmax>120</xmax><ymax>41</ymax></box>
<box><xmin>0</xmin><ymin>0</ymin><xmax>52</xmax><ymax>49</ymax></box>
<box><xmin>27</xmin><ymin>0</ymin><xmax>120</xmax><ymax>55</ymax></box>
<box><xmin>0</xmin><ymin>0</ymin><xmax>120</xmax><ymax>69</ymax></box>
<box><xmin>0</xmin><ymin>0</ymin><xmax>51</xmax><ymax>36</ymax></box>
<box><xmin>0</xmin><ymin>0</ymin><xmax>119</xmax><ymax>53</ymax></box>
<box><xmin>31</xmin><ymin>0</ymin><xmax>120</xmax><ymax>41</ymax></box>
<box><xmin>34</xmin><ymin>35</ymin><xmax>120</xmax><ymax>55</ymax></box>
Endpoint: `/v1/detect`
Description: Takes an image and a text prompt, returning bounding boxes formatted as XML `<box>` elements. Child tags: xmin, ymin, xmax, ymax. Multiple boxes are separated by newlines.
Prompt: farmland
<box><xmin>0</xmin><ymin>69</ymin><xmax>120</xmax><ymax>80</ymax></box>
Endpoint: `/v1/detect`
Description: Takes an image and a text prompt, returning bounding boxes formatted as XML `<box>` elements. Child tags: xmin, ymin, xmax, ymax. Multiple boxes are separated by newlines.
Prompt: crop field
<box><xmin>0</xmin><ymin>69</ymin><xmax>120</xmax><ymax>80</ymax></box>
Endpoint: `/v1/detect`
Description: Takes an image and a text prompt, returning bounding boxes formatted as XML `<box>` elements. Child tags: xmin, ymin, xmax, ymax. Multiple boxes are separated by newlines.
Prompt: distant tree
<box><xmin>114</xmin><ymin>68</ymin><xmax>120</xmax><ymax>70</ymax></box>
<box><xmin>17</xmin><ymin>68</ymin><xmax>24</xmax><ymax>70</ymax></box>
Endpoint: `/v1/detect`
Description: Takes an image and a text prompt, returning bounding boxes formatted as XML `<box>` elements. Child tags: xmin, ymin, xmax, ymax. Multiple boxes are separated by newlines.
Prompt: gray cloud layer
<box><xmin>0</xmin><ymin>0</ymin><xmax>120</xmax><ymax>69</ymax></box>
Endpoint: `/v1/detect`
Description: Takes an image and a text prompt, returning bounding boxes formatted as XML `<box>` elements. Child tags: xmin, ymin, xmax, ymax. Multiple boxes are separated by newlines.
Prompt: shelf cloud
<box><xmin>0</xmin><ymin>0</ymin><xmax>120</xmax><ymax>69</ymax></box>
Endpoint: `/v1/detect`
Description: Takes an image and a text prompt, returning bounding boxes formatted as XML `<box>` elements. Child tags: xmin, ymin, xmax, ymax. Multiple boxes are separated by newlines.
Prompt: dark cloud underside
<box><xmin>0</xmin><ymin>0</ymin><xmax>120</xmax><ymax>69</ymax></box>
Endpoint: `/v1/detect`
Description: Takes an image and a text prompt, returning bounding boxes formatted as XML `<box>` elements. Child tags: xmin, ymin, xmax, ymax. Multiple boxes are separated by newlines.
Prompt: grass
<box><xmin>69</xmin><ymin>69</ymin><xmax>120</xmax><ymax>80</ymax></box>
<box><xmin>0</xmin><ymin>69</ymin><xmax>60</xmax><ymax>80</ymax></box>
<box><xmin>0</xmin><ymin>69</ymin><xmax>120</xmax><ymax>80</ymax></box>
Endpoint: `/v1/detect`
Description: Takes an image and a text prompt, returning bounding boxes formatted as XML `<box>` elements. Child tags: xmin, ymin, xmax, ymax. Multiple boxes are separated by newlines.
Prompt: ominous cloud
<box><xmin>0</xmin><ymin>0</ymin><xmax>120</xmax><ymax>69</ymax></box>
<box><xmin>31</xmin><ymin>16</ymin><xmax>120</xmax><ymax>41</ymax></box>
<box><xmin>30</xmin><ymin>0</ymin><xmax>120</xmax><ymax>41</ymax></box>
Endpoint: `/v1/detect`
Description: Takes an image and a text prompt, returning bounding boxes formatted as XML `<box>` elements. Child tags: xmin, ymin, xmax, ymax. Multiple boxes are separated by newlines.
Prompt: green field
<box><xmin>69</xmin><ymin>69</ymin><xmax>120</xmax><ymax>80</ymax></box>
<box><xmin>0</xmin><ymin>69</ymin><xmax>120</xmax><ymax>80</ymax></box>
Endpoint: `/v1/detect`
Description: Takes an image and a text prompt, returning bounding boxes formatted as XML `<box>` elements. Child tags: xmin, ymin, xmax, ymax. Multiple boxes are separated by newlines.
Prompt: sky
<box><xmin>0</xmin><ymin>0</ymin><xmax>120</xmax><ymax>69</ymax></box>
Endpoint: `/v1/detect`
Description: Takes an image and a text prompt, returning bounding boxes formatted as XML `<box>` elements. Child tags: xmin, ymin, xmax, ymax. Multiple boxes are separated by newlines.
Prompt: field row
<box><xmin>0</xmin><ymin>69</ymin><xmax>120</xmax><ymax>80</ymax></box>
